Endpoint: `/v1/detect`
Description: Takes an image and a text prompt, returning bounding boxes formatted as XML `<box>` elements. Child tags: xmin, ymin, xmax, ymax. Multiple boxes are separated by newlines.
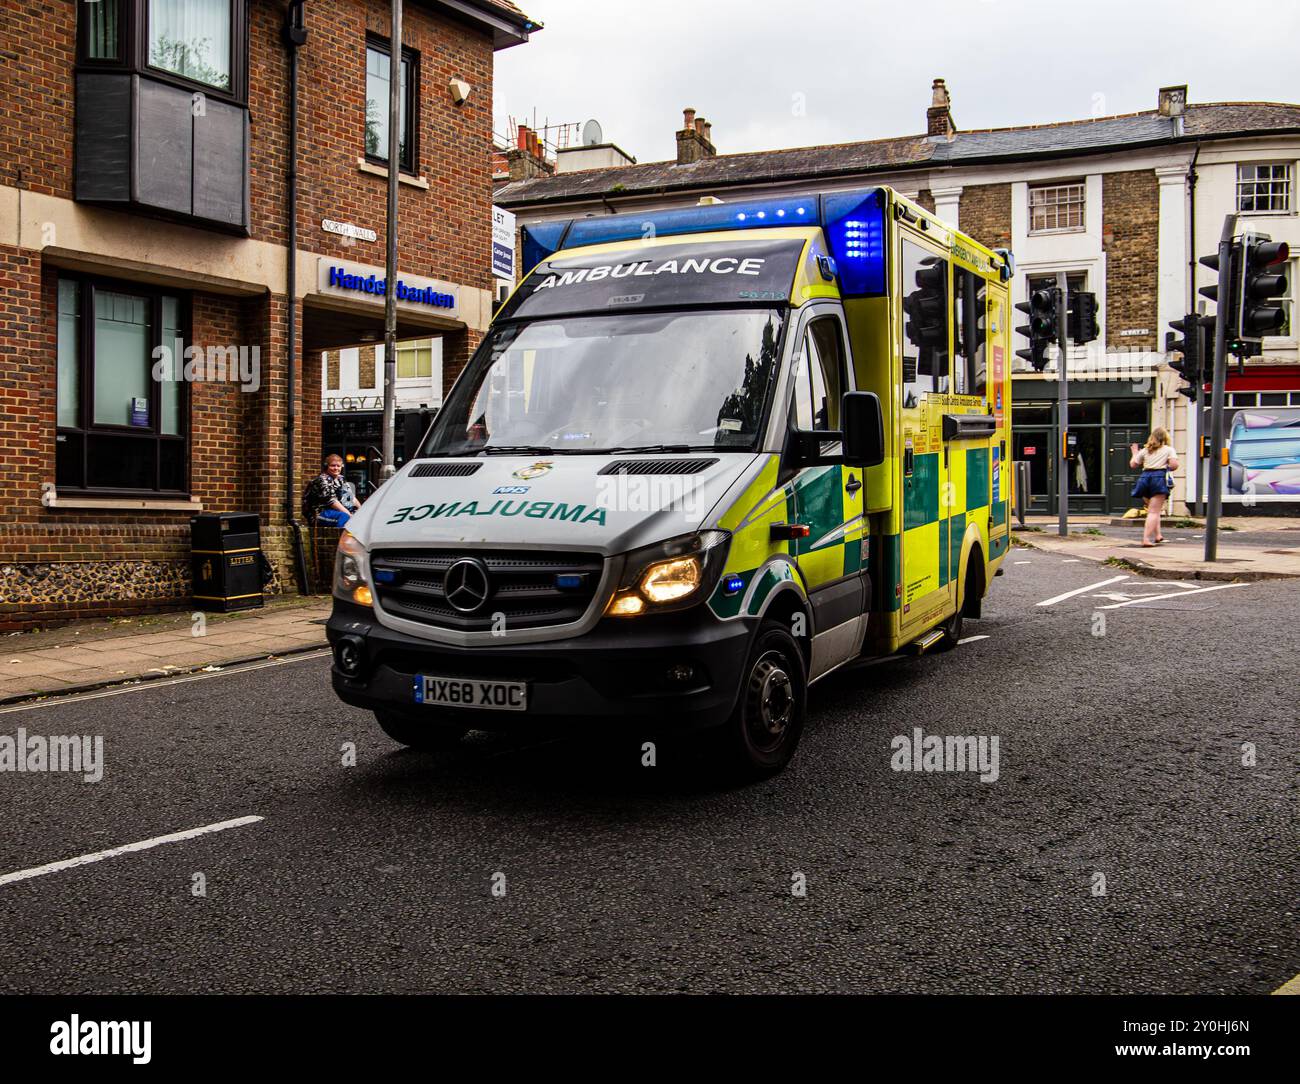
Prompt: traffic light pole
<box><xmin>1056</xmin><ymin>272</ymin><xmax>1069</xmax><ymax>537</ymax></box>
<box><xmin>1204</xmin><ymin>214</ymin><xmax>1236</xmax><ymax>562</ymax></box>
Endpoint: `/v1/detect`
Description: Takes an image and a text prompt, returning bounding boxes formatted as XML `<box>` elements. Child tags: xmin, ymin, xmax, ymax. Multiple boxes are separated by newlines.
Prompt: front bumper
<box><xmin>327</xmin><ymin>599</ymin><xmax>754</xmax><ymax>731</ymax></box>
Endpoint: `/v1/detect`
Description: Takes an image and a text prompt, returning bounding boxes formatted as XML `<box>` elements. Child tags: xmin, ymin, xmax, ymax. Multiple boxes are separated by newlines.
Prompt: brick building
<box><xmin>496</xmin><ymin>81</ymin><xmax>1300</xmax><ymax>517</ymax></box>
<box><xmin>0</xmin><ymin>0</ymin><xmax>537</xmax><ymax>629</ymax></box>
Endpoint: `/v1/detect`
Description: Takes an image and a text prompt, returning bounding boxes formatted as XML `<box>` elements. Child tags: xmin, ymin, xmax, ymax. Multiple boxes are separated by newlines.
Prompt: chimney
<box><xmin>506</xmin><ymin>123</ymin><xmax>554</xmax><ymax>181</ymax></box>
<box><xmin>1158</xmin><ymin>84</ymin><xmax>1187</xmax><ymax>117</ymax></box>
<box><xmin>676</xmin><ymin>107</ymin><xmax>716</xmax><ymax>165</ymax></box>
<box><xmin>926</xmin><ymin>78</ymin><xmax>956</xmax><ymax>141</ymax></box>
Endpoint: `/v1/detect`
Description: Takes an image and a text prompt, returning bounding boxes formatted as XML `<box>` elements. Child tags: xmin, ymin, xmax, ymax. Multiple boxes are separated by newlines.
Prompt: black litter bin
<box><xmin>191</xmin><ymin>512</ymin><xmax>264</xmax><ymax>612</ymax></box>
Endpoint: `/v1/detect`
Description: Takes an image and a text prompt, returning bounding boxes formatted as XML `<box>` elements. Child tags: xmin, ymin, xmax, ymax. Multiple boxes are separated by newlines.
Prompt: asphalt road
<box><xmin>0</xmin><ymin>553</ymin><xmax>1295</xmax><ymax>994</ymax></box>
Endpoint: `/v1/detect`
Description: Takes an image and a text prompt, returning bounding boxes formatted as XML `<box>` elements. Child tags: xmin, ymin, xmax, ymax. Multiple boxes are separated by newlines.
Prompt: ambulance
<box><xmin>327</xmin><ymin>187</ymin><xmax>1015</xmax><ymax>778</ymax></box>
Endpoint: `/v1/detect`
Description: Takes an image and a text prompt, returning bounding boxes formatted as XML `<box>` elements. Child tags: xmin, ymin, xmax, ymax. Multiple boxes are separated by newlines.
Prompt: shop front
<box><xmin>1012</xmin><ymin>381</ymin><xmax>1152</xmax><ymax>516</ymax></box>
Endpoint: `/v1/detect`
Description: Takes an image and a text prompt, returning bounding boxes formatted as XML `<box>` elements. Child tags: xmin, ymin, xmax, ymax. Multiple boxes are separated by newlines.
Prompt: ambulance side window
<box><xmin>901</xmin><ymin>238</ymin><xmax>950</xmax><ymax>407</ymax></box>
<box><xmin>953</xmin><ymin>268</ymin><xmax>987</xmax><ymax>397</ymax></box>
<box><xmin>791</xmin><ymin>316</ymin><xmax>845</xmax><ymax>433</ymax></box>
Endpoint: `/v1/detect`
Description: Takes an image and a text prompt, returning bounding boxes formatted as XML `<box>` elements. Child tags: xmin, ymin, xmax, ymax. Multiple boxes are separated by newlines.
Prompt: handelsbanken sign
<box><xmin>316</xmin><ymin>258</ymin><xmax>460</xmax><ymax>318</ymax></box>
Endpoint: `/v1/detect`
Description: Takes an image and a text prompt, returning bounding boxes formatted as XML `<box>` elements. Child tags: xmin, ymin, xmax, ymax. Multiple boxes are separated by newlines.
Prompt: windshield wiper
<box><xmin>478</xmin><ymin>445</ymin><xmax>599</xmax><ymax>456</ymax></box>
<box><xmin>605</xmin><ymin>444</ymin><xmax>726</xmax><ymax>455</ymax></box>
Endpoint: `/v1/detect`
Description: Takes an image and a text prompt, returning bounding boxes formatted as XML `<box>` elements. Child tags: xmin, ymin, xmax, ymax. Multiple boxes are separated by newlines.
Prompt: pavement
<box><xmin>0</xmin><ymin>596</ymin><xmax>331</xmax><ymax>705</ymax></box>
<box><xmin>1012</xmin><ymin>514</ymin><xmax>1300</xmax><ymax>581</ymax></box>
<box><xmin>0</xmin><ymin>555</ymin><xmax>1294</xmax><ymax>994</ymax></box>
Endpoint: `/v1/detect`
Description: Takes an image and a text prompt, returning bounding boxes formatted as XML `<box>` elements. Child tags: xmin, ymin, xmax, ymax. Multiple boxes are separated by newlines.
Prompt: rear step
<box><xmin>909</xmin><ymin>629</ymin><xmax>946</xmax><ymax>655</ymax></box>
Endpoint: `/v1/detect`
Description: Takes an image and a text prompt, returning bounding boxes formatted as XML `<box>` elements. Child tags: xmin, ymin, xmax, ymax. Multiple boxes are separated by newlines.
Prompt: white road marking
<box><xmin>1036</xmin><ymin>575</ymin><xmax>1130</xmax><ymax>608</ymax></box>
<box><xmin>957</xmin><ymin>635</ymin><xmax>990</xmax><ymax>645</ymax></box>
<box><xmin>1094</xmin><ymin>582</ymin><xmax>1250</xmax><ymax>610</ymax></box>
<box><xmin>1013</xmin><ymin>560</ymin><xmax>1032</xmax><ymax>565</ymax></box>
<box><xmin>0</xmin><ymin>649</ymin><xmax>331</xmax><ymax>715</ymax></box>
<box><xmin>1061</xmin><ymin>559</ymin><xmax>1081</xmax><ymax>563</ymax></box>
<box><xmin>0</xmin><ymin>816</ymin><xmax>264</xmax><ymax>889</ymax></box>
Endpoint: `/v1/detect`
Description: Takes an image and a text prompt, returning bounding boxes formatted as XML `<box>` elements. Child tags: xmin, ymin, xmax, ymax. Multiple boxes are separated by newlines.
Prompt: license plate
<box><xmin>414</xmin><ymin>675</ymin><xmax>528</xmax><ymax>712</ymax></box>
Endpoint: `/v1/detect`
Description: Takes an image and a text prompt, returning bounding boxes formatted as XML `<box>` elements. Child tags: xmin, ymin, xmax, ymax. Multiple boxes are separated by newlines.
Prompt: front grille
<box><xmin>409</xmin><ymin>461</ymin><xmax>482</xmax><ymax>478</ymax></box>
<box><xmin>597</xmin><ymin>458</ymin><xmax>718</xmax><ymax>476</ymax></box>
<box><xmin>370</xmin><ymin>549</ymin><xmax>605</xmax><ymax>632</ymax></box>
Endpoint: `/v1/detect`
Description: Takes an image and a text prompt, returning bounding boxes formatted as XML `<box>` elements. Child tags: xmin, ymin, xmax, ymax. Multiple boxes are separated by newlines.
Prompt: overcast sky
<box><xmin>495</xmin><ymin>0</ymin><xmax>1300</xmax><ymax>163</ymax></box>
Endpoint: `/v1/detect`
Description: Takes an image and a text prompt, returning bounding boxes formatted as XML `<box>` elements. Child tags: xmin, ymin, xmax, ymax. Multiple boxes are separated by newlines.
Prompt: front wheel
<box><xmin>716</xmin><ymin>620</ymin><xmax>808</xmax><ymax>780</ymax></box>
<box><xmin>374</xmin><ymin>711</ymin><xmax>468</xmax><ymax>751</ymax></box>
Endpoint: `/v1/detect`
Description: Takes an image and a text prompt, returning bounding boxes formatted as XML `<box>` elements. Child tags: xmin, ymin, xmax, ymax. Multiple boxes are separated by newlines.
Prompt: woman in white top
<box><xmin>1129</xmin><ymin>427</ymin><xmax>1180</xmax><ymax>547</ymax></box>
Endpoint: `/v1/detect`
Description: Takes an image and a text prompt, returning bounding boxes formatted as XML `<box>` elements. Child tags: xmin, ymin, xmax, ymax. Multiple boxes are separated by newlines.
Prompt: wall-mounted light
<box><xmin>448</xmin><ymin>78</ymin><xmax>471</xmax><ymax>106</ymax></box>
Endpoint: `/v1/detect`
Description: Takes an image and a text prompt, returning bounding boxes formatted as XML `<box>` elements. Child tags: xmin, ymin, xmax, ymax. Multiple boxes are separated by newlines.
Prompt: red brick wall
<box><xmin>1102</xmin><ymin>170</ymin><xmax>1160</xmax><ymax>351</ymax></box>
<box><xmin>0</xmin><ymin>0</ymin><xmax>75</xmax><ymax>199</ymax></box>
<box><xmin>0</xmin><ymin>0</ymin><xmax>502</xmax><ymax>627</ymax></box>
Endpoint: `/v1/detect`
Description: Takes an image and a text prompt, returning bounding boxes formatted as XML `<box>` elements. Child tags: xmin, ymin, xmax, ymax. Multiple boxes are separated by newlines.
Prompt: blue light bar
<box><xmin>822</xmin><ymin>191</ymin><xmax>886</xmax><ymax>296</ymax></box>
<box><xmin>517</xmin><ymin>188</ymin><xmax>888</xmax><ymax>297</ymax></box>
<box><xmin>521</xmin><ymin>220</ymin><xmax>569</xmax><ymax>276</ymax></box>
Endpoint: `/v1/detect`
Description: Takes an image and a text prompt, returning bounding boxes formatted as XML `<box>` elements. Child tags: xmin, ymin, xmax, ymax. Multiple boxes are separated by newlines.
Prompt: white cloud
<box><xmin>496</xmin><ymin>0</ymin><xmax>1300</xmax><ymax>162</ymax></box>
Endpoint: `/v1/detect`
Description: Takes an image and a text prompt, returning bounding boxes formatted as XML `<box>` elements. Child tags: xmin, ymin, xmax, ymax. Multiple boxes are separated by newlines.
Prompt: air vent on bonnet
<box><xmin>598</xmin><ymin>459</ymin><xmax>718</xmax><ymax>476</ymax></box>
<box><xmin>409</xmin><ymin>461</ymin><xmax>483</xmax><ymax>478</ymax></box>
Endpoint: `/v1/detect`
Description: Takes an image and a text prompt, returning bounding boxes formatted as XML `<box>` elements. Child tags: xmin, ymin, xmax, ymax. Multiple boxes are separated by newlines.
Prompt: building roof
<box><xmin>436</xmin><ymin>0</ymin><xmax>541</xmax><ymax>49</ymax></box>
<box><xmin>496</xmin><ymin>102</ymin><xmax>1300</xmax><ymax>207</ymax></box>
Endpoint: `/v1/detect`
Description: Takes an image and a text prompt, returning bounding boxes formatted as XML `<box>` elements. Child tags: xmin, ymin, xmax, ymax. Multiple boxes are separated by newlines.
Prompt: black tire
<box><xmin>374</xmin><ymin>711</ymin><xmax>468</xmax><ymax>751</ymax></box>
<box><xmin>716</xmin><ymin>620</ymin><xmax>808</xmax><ymax>780</ymax></box>
<box><xmin>935</xmin><ymin>561</ymin><xmax>977</xmax><ymax>647</ymax></box>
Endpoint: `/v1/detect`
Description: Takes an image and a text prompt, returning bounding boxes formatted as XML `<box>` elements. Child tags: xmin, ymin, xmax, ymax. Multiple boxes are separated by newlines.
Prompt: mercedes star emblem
<box><xmin>444</xmin><ymin>557</ymin><xmax>491</xmax><ymax>613</ymax></box>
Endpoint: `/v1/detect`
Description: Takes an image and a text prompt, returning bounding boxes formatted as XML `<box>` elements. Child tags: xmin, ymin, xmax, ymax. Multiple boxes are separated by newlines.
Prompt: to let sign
<box><xmin>492</xmin><ymin>205</ymin><xmax>515</xmax><ymax>281</ymax></box>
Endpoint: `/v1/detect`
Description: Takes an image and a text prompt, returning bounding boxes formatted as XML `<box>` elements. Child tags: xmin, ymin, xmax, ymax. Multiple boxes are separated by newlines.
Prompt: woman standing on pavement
<box><xmin>1129</xmin><ymin>427</ymin><xmax>1179</xmax><ymax>547</ymax></box>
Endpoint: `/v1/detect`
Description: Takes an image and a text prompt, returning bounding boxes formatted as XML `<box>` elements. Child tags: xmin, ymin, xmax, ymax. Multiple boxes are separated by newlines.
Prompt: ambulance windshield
<box><xmin>422</xmin><ymin>308</ymin><xmax>785</xmax><ymax>456</ymax></box>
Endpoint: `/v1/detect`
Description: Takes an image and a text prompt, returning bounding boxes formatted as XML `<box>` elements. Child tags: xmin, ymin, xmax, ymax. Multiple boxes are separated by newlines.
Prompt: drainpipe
<box><xmin>284</xmin><ymin>1</ymin><xmax>311</xmax><ymax>593</ymax></box>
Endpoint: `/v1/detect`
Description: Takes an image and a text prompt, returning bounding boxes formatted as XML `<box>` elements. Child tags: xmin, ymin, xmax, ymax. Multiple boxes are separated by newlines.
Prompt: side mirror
<box><xmin>842</xmin><ymin>391</ymin><xmax>884</xmax><ymax>467</ymax></box>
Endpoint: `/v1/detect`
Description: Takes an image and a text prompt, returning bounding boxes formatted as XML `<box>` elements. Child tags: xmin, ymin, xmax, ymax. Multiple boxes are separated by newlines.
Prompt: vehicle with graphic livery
<box><xmin>1226</xmin><ymin>410</ymin><xmax>1300</xmax><ymax>496</ymax></box>
<box><xmin>327</xmin><ymin>187</ymin><xmax>1016</xmax><ymax>778</ymax></box>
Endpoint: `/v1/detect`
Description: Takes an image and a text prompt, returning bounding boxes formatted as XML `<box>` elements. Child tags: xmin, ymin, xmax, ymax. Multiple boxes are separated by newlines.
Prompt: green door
<box><xmin>1107</xmin><ymin>425</ymin><xmax>1148</xmax><ymax>513</ymax></box>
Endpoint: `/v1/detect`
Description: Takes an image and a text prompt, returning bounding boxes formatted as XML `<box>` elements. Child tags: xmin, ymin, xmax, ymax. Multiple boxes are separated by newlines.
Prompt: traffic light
<box><xmin>1015</xmin><ymin>287</ymin><xmax>1058</xmax><ymax>372</ymax></box>
<box><xmin>1166</xmin><ymin>313</ymin><xmax>1201</xmax><ymax>400</ymax></box>
<box><xmin>903</xmin><ymin>257</ymin><xmax>948</xmax><ymax>352</ymax></box>
<box><xmin>1067</xmin><ymin>291</ymin><xmax>1099</xmax><ymax>344</ymax></box>
<box><xmin>1199</xmin><ymin>244</ymin><xmax>1241</xmax><ymax>346</ymax></box>
<box><xmin>1238</xmin><ymin>234</ymin><xmax>1290</xmax><ymax>342</ymax></box>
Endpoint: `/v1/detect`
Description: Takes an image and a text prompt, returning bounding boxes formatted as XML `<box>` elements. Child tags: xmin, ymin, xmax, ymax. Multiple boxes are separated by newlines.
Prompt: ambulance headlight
<box><xmin>333</xmin><ymin>532</ymin><xmax>373</xmax><ymax>606</ymax></box>
<box><xmin>606</xmin><ymin>531</ymin><xmax>730</xmax><ymax>617</ymax></box>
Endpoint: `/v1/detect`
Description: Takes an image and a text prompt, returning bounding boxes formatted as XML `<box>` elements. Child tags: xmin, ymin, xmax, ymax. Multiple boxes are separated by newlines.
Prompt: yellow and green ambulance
<box><xmin>327</xmin><ymin>187</ymin><xmax>1015</xmax><ymax>777</ymax></box>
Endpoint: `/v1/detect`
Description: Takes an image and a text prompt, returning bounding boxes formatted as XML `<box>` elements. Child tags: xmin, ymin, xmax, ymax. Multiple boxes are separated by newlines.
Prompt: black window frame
<box><xmin>75</xmin><ymin>0</ymin><xmax>250</xmax><ymax>107</ymax></box>
<box><xmin>55</xmin><ymin>272</ymin><xmax>192</xmax><ymax>498</ymax></box>
<box><xmin>364</xmin><ymin>34</ymin><xmax>419</xmax><ymax>175</ymax></box>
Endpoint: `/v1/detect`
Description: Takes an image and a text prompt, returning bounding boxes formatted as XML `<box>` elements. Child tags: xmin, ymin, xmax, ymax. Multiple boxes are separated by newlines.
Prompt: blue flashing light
<box><xmin>373</xmin><ymin>569</ymin><xmax>399</xmax><ymax>586</ymax></box>
<box><xmin>520</xmin><ymin>221</ymin><xmax>570</xmax><ymax>275</ymax></box>
<box><xmin>555</xmin><ymin>573</ymin><xmax>585</xmax><ymax>589</ymax></box>
<box><xmin>823</xmin><ymin>191</ymin><xmax>886</xmax><ymax>297</ymax></box>
<box><xmin>723</xmin><ymin>574</ymin><xmax>745</xmax><ymax>595</ymax></box>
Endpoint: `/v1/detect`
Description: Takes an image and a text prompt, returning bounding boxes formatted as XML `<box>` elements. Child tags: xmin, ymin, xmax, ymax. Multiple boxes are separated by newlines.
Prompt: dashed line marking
<box><xmin>957</xmin><ymin>635</ymin><xmax>990</xmax><ymax>645</ymax></box>
<box><xmin>0</xmin><ymin>816</ymin><xmax>265</xmax><ymax>889</ymax></box>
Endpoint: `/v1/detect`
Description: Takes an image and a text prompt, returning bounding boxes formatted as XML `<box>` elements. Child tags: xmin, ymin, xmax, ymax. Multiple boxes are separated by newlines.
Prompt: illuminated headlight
<box><xmin>333</xmin><ymin>532</ymin><xmax>373</xmax><ymax>607</ymax></box>
<box><xmin>640</xmin><ymin>556</ymin><xmax>702</xmax><ymax>603</ymax></box>
<box><xmin>605</xmin><ymin>531</ymin><xmax>729</xmax><ymax>617</ymax></box>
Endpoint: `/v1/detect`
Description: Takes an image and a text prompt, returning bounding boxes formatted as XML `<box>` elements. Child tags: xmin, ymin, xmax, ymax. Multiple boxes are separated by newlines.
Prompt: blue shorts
<box><xmin>1131</xmin><ymin>469</ymin><xmax>1171</xmax><ymax>499</ymax></box>
<box><xmin>317</xmin><ymin>508</ymin><xmax>351</xmax><ymax>528</ymax></box>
